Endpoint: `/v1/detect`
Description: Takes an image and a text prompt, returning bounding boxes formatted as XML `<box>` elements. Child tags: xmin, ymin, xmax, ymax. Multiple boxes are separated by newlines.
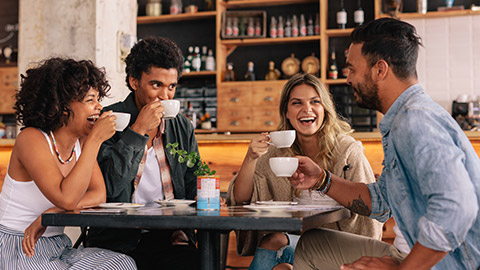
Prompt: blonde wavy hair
<box><xmin>277</xmin><ymin>73</ymin><xmax>352</xmax><ymax>171</ymax></box>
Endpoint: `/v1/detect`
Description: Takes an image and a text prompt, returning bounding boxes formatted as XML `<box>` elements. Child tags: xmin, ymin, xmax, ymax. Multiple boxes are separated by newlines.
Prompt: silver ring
<box><xmin>25</xmin><ymin>235</ymin><xmax>30</xmax><ymax>238</ymax></box>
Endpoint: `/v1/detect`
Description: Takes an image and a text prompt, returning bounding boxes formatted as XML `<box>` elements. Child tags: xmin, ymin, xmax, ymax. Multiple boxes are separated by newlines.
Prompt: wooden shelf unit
<box><xmin>222</xmin><ymin>0</ymin><xmax>317</xmax><ymax>9</ymax></box>
<box><xmin>215</xmin><ymin>0</ymin><xmax>323</xmax><ymax>87</ymax></box>
<box><xmin>137</xmin><ymin>11</ymin><xmax>217</xmax><ymax>24</ymax></box>
<box><xmin>373</xmin><ymin>1</ymin><xmax>480</xmax><ymax>19</ymax></box>
<box><xmin>182</xmin><ymin>70</ymin><xmax>217</xmax><ymax>77</ymax></box>
<box><xmin>137</xmin><ymin>1</ymin><xmax>480</xmax><ymax>132</ymax></box>
<box><xmin>220</xmin><ymin>35</ymin><xmax>320</xmax><ymax>46</ymax></box>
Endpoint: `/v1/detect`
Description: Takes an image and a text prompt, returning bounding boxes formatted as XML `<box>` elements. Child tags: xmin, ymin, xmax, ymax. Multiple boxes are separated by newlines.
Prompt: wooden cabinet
<box><xmin>0</xmin><ymin>67</ymin><xmax>18</xmax><ymax>114</ymax></box>
<box><xmin>217</xmin><ymin>80</ymin><xmax>284</xmax><ymax>131</ymax></box>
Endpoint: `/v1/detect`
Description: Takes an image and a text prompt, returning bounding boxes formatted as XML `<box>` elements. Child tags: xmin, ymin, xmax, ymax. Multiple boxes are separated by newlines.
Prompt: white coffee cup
<box><xmin>161</xmin><ymin>100</ymin><xmax>181</xmax><ymax>119</ymax></box>
<box><xmin>269</xmin><ymin>157</ymin><xmax>299</xmax><ymax>177</ymax></box>
<box><xmin>267</xmin><ymin>130</ymin><xmax>296</xmax><ymax>148</ymax></box>
<box><xmin>112</xmin><ymin>112</ymin><xmax>131</xmax><ymax>131</ymax></box>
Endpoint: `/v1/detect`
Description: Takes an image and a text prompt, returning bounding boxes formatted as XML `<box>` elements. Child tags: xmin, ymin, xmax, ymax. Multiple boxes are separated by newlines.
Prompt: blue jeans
<box><xmin>248</xmin><ymin>234</ymin><xmax>299</xmax><ymax>270</ymax></box>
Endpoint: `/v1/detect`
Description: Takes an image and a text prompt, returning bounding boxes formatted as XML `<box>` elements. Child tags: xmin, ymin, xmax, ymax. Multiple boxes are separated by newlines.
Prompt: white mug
<box><xmin>161</xmin><ymin>100</ymin><xmax>181</xmax><ymax>119</ymax></box>
<box><xmin>269</xmin><ymin>157</ymin><xmax>299</xmax><ymax>177</ymax></box>
<box><xmin>267</xmin><ymin>130</ymin><xmax>296</xmax><ymax>148</ymax></box>
<box><xmin>112</xmin><ymin>112</ymin><xmax>131</xmax><ymax>131</ymax></box>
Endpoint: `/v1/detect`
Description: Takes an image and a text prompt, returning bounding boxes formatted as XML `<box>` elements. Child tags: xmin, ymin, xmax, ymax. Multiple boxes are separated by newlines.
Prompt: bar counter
<box><xmin>195</xmin><ymin>131</ymin><xmax>480</xmax><ymax>192</ymax></box>
<box><xmin>1</xmin><ymin>132</ymin><xmax>479</xmax><ymax>193</ymax></box>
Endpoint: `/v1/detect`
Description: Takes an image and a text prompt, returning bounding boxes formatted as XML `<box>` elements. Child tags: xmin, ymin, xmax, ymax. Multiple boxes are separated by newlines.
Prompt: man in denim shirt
<box><xmin>289</xmin><ymin>18</ymin><xmax>480</xmax><ymax>270</ymax></box>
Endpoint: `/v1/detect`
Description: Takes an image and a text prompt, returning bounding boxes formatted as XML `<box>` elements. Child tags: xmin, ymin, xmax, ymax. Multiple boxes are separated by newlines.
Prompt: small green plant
<box><xmin>167</xmin><ymin>142</ymin><xmax>216</xmax><ymax>176</ymax></box>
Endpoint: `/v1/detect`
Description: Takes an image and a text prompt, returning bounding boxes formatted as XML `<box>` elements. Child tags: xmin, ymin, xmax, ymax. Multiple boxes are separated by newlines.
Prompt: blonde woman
<box><xmin>227</xmin><ymin>73</ymin><xmax>382</xmax><ymax>270</ymax></box>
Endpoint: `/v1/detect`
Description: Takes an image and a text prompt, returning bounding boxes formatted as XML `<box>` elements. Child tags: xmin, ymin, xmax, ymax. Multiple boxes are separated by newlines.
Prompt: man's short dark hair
<box><xmin>125</xmin><ymin>36</ymin><xmax>184</xmax><ymax>91</ymax></box>
<box><xmin>351</xmin><ymin>18</ymin><xmax>422</xmax><ymax>80</ymax></box>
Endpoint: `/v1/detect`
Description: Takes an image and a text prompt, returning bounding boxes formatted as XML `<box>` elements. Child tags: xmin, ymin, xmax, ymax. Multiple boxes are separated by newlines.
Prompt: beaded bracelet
<box><xmin>319</xmin><ymin>170</ymin><xmax>332</xmax><ymax>194</ymax></box>
<box><xmin>309</xmin><ymin>169</ymin><xmax>327</xmax><ymax>191</ymax></box>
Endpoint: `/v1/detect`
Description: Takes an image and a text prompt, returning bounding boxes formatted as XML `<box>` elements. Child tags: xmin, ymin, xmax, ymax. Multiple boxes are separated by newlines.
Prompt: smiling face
<box><xmin>286</xmin><ymin>84</ymin><xmax>325</xmax><ymax>137</ymax></box>
<box><xmin>68</xmin><ymin>87</ymin><xmax>103</xmax><ymax>135</ymax></box>
<box><xmin>346</xmin><ymin>43</ymin><xmax>382</xmax><ymax>111</ymax></box>
<box><xmin>129</xmin><ymin>66</ymin><xmax>178</xmax><ymax>110</ymax></box>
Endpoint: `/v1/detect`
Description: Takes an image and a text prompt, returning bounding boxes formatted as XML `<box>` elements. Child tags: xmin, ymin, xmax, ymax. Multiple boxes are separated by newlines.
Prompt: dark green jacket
<box><xmin>86</xmin><ymin>93</ymin><xmax>198</xmax><ymax>252</ymax></box>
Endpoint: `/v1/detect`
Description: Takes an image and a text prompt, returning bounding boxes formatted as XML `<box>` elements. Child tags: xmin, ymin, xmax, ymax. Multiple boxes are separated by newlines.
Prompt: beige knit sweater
<box><xmin>227</xmin><ymin>134</ymin><xmax>383</xmax><ymax>256</ymax></box>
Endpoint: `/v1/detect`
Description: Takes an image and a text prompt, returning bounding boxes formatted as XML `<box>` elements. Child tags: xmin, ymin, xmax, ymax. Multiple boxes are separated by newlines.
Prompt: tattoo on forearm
<box><xmin>346</xmin><ymin>194</ymin><xmax>371</xmax><ymax>216</ymax></box>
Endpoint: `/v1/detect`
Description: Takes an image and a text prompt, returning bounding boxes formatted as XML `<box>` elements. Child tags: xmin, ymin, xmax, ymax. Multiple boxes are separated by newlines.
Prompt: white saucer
<box><xmin>98</xmin><ymin>203</ymin><xmax>144</xmax><ymax>209</ymax></box>
<box><xmin>155</xmin><ymin>199</ymin><xmax>196</xmax><ymax>207</ymax></box>
<box><xmin>256</xmin><ymin>201</ymin><xmax>298</xmax><ymax>206</ymax></box>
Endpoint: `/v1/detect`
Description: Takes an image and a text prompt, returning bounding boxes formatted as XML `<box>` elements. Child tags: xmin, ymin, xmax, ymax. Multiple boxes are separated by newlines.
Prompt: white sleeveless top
<box><xmin>0</xmin><ymin>130</ymin><xmax>81</xmax><ymax>237</ymax></box>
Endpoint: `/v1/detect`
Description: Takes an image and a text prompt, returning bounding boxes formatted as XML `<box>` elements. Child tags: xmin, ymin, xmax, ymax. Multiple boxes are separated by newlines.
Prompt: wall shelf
<box><xmin>377</xmin><ymin>9</ymin><xmax>480</xmax><ymax>20</ymax></box>
<box><xmin>220</xmin><ymin>35</ymin><xmax>320</xmax><ymax>47</ymax></box>
<box><xmin>222</xmin><ymin>0</ymin><xmax>317</xmax><ymax>9</ymax></box>
<box><xmin>218</xmin><ymin>79</ymin><xmax>288</xmax><ymax>86</ymax></box>
<box><xmin>325</xmin><ymin>78</ymin><xmax>347</xmax><ymax>85</ymax></box>
<box><xmin>182</xmin><ymin>70</ymin><xmax>217</xmax><ymax>77</ymax></box>
<box><xmin>137</xmin><ymin>11</ymin><xmax>216</xmax><ymax>24</ymax></box>
<box><xmin>325</xmin><ymin>28</ymin><xmax>353</xmax><ymax>37</ymax></box>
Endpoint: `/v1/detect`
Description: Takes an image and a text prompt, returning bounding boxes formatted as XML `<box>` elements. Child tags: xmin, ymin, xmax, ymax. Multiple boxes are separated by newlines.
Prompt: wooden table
<box><xmin>42</xmin><ymin>204</ymin><xmax>350</xmax><ymax>270</ymax></box>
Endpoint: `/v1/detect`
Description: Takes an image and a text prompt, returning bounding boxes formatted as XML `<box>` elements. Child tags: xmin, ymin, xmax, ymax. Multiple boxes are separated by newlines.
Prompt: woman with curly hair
<box><xmin>0</xmin><ymin>58</ymin><xmax>137</xmax><ymax>269</ymax></box>
<box><xmin>227</xmin><ymin>73</ymin><xmax>383</xmax><ymax>270</ymax></box>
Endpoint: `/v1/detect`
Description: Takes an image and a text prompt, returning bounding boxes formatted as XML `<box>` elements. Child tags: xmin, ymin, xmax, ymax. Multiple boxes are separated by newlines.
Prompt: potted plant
<box><xmin>167</xmin><ymin>142</ymin><xmax>219</xmax><ymax>210</ymax></box>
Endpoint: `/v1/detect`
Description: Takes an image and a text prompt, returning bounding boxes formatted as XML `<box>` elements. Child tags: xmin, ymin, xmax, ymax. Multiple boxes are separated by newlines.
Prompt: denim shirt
<box><xmin>367</xmin><ymin>84</ymin><xmax>480</xmax><ymax>269</ymax></box>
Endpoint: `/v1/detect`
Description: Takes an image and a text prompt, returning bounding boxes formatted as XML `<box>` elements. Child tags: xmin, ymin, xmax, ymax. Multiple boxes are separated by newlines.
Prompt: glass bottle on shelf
<box><xmin>299</xmin><ymin>14</ymin><xmax>307</xmax><ymax>37</ymax></box>
<box><xmin>205</xmin><ymin>49</ymin><xmax>216</xmax><ymax>71</ymax></box>
<box><xmin>255</xmin><ymin>18</ymin><xmax>262</xmax><ymax>37</ymax></box>
<box><xmin>328</xmin><ymin>49</ymin><xmax>338</xmax><ymax>80</ymax></box>
<box><xmin>232</xmin><ymin>17</ymin><xmax>239</xmax><ymax>37</ymax></box>
<box><xmin>354</xmin><ymin>0</ymin><xmax>364</xmax><ymax>26</ymax></box>
<box><xmin>186</xmin><ymin>102</ymin><xmax>197</xmax><ymax>128</ymax></box>
<box><xmin>244</xmin><ymin>61</ymin><xmax>256</xmax><ymax>81</ymax></box>
<box><xmin>204</xmin><ymin>0</ymin><xmax>213</xmax><ymax>11</ymax></box>
<box><xmin>201</xmin><ymin>46</ymin><xmax>208</xmax><ymax>71</ymax></box>
<box><xmin>192</xmin><ymin>46</ymin><xmax>201</xmax><ymax>72</ymax></box>
<box><xmin>225</xmin><ymin>17</ymin><xmax>233</xmax><ymax>37</ymax></box>
<box><xmin>277</xmin><ymin>16</ymin><xmax>284</xmax><ymax>38</ymax></box>
<box><xmin>184</xmin><ymin>46</ymin><xmax>193</xmax><ymax>73</ymax></box>
<box><xmin>315</xmin><ymin>13</ymin><xmax>320</xmax><ymax>35</ymax></box>
<box><xmin>265</xmin><ymin>61</ymin><xmax>281</xmax><ymax>80</ymax></box>
<box><xmin>307</xmin><ymin>16</ymin><xmax>314</xmax><ymax>36</ymax></box>
<box><xmin>146</xmin><ymin>0</ymin><xmax>162</xmax><ymax>16</ymax></box>
<box><xmin>269</xmin><ymin>16</ymin><xmax>277</xmax><ymax>38</ymax></box>
<box><xmin>342</xmin><ymin>48</ymin><xmax>350</xmax><ymax>78</ymax></box>
<box><xmin>239</xmin><ymin>17</ymin><xmax>246</xmax><ymax>36</ymax></box>
<box><xmin>247</xmin><ymin>17</ymin><xmax>255</xmax><ymax>37</ymax></box>
<box><xmin>337</xmin><ymin>0</ymin><xmax>347</xmax><ymax>29</ymax></box>
<box><xmin>291</xmin><ymin>15</ymin><xmax>298</xmax><ymax>37</ymax></box>
<box><xmin>183</xmin><ymin>59</ymin><xmax>191</xmax><ymax>73</ymax></box>
<box><xmin>416</xmin><ymin>0</ymin><xmax>427</xmax><ymax>14</ymax></box>
<box><xmin>170</xmin><ymin>0</ymin><xmax>182</xmax><ymax>15</ymax></box>
<box><xmin>224</xmin><ymin>62</ymin><xmax>235</xmax><ymax>81</ymax></box>
<box><xmin>285</xmin><ymin>17</ymin><xmax>292</xmax><ymax>37</ymax></box>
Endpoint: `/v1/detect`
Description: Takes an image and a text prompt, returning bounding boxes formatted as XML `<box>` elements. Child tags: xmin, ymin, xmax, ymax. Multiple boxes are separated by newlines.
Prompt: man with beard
<box><xmin>288</xmin><ymin>18</ymin><xmax>480</xmax><ymax>270</ymax></box>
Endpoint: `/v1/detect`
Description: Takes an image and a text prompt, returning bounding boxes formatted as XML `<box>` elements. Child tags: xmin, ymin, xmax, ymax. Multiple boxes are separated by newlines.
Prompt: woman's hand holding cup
<box><xmin>246</xmin><ymin>133</ymin><xmax>270</xmax><ymax>160</ymax></box>
<box><xmin>90</xmin><ymin>111</ymin><xmax>116</xmax><ymax>143</ymax></box>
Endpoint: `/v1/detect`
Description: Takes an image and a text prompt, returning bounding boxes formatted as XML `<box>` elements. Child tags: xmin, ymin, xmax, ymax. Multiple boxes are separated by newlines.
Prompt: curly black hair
<box><xmin>15</xmin><ymin>57</ymin><xmax>111</xmax><ymax>132</ymax></box>
<box><xmin>125</xmin><ymin>36</ymin><xmax>184</xmax><ymax>91</ymax></box>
